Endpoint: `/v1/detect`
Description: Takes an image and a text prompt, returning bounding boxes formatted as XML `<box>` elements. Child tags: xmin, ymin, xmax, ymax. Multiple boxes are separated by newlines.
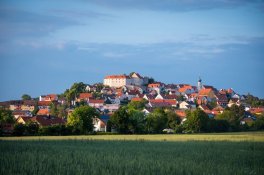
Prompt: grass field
<box><xmin>1</xmin><ymin>132</ymin><xmax>264</xmax><ymax>175</ymax></box>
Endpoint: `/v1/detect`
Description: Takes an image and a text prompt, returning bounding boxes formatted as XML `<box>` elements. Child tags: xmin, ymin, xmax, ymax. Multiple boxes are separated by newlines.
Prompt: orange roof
<box><xmin>37</xmin><ymin>109</ymin><xmax>50</xmax><ymax>115</ymax></box>
<box><xmin>149</xmin><ymin>99</ymin><xmax>177</xmax><ymax>105</ymax></box>
<box><xmin>250</xmin><ymin>108</ymin><xmax>264</xmax><ymax>114</ymax></box>
<box><xmin>199</xmin><ymin>89</ymin><xmax>213</xmax><ymax>96</ymax></box>
<box><xmin>131</xmin><ymin>97</ymin><xmax>143</xmax><ymax>102</ymax></box>
<box><xmin>79</xmin><ymin>93</ymin><xmax>93</xmax><ymax>99</ymax></box>
<box><xmin>89</xmin><ymin>99</ymin><xmax>104</xmax><ymax>104</ymax></box>
<box><xmin>105</xmin><ymin>75</ymin><xmax>129</xmax><ymax>79</ymax></box>
<box><xmin>148</xmin><ymin>83</ymin><xmax>161</xmax><ymax>88</ymax></box>
<box><xmin>38</xmin><ymin>101</ymin><xmax>52</xmax><ymax>106</ymax></box>
<box><xmin>178</xmin><ymin>87</ymin><xmax>191</xmax><ymax>93</ymax></box>
<box><xmin>175</xmin><ymin>110</ymin><xmax>186</xmax><ymax>119</ymax></box>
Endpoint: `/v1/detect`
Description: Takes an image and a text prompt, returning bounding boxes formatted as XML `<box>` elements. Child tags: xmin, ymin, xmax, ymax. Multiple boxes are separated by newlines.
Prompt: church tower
<box><xmin>198</xmin><ymin>77</ymin><xmax>202</xmax><ymax>92</ymax></box>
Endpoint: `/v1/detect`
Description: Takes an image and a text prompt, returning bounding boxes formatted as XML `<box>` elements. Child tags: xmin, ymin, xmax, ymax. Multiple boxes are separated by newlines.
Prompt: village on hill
<box><xmin>0</xmin><ymin>72</ymin><xmax>264</xmax><ymax>135</ymax></box>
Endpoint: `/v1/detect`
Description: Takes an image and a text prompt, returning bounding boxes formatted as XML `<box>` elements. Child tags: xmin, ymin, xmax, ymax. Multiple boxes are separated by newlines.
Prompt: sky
<box><xmin>0</xmin><ymin>0</ymin><xmax>264</xmax><ymax>101</ymax></box>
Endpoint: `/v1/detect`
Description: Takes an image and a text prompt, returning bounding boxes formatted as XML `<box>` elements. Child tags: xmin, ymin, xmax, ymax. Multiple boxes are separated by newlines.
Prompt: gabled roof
<box><xmin>131</xmin><ymin>97</ymin><xmax>144</xmax><ymax>102</ymax></box>
<box><xmin>105</xmin><ymin>75</ymin><xmax>130</xmax><ymax>79</ymax></box>
<box><xmin>79</xmin><ymin>93</ymin><xmax>93</xmax><ymax>99</ymax></box>
<box><xmin>89</xmin><ymin>99</ymin><xmax>104</xmax><ymax>104</ymax></box>
<box><xmin>31</xmin><ymin>115</ymin><xmax>65</xmax><ymax>126</ymax></box>
<box><xmin>38</xmin><ymin>101</ymin><xmax>52</xmax><ymax>106</ymax></box>
<box><xmin>23</xmin><ymin>100</ymin><xmax>37</xmax><ymax>106</ymax></box>
<box><xmin>215</xmin><ymin>94</ymin><xmax>228</xmax><ymax>101</ymax></box>
<box><xmin>199</xmin><ymin>89</ymin><xmax>213</xmax><ymax>96</ymax></box>
<box><xmin>131</xmin><ymin>72</ymin><xmax>143</xmax><ymax>79</ymax></box>
<box><xmin>148</xmin><ymin>83</ymin><xmax>161</xmax><ymax>88</ymax></box>
<box><xmin>16</xmin><ymin>116</ymin><xmax>32</xmax><ymax>123</ymax></box>
<box><xmin>37</xmin><ymin>109</ymin><xmax>50</xmax><ymax>115</ymax></box>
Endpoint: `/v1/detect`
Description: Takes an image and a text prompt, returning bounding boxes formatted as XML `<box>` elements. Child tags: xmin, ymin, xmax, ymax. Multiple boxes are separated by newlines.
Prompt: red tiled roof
<box><xmin>249</xmin><ymin>108</ymin><xmax>264</xmax><ymax>114</ymax></box>
<box><xmin>37</xmin><ymin>109</ymin><xmax>50</xmax><ymax>115</ymax></box>
<box><xmin>105</xmin><ymin>75</ymin><xmax>129</xmax><ymax>79</ymax></box>
<box><xmin>32</xmin><ymin>115</ymin><xmax>65</xmax><ymax>126</ymax></box>
<box><xmin>148</xmin><ymin>83</ymin><xmax>161</xmax><ymax>88</ymax></box>
<box><xmin>89</xmin><ymin>99</ymin><xmax>104</xmax><ymax>104</ymax></box>
<box><xmin>175</xmin><ymin>110</ymin><xmax>186</xmax><ymax>119</ymax></box>
<box><xmin>199</xmin><ymin>89</ymin><xmax>213</xmax><ymax>96</ymax></box>
<box><xmin>38</xmin><ymin>101</ymin><xmax>52</xmax><ymax>106</ymax></box>
<box><xmin>131</xmin><ymin>97</ymin><xmax>143</xmax><ymax>102</ymax></box>
<box><xmin>79</xmin><ymin>93</ymin><xmax>93</xmax><ymax>99</ymax></box>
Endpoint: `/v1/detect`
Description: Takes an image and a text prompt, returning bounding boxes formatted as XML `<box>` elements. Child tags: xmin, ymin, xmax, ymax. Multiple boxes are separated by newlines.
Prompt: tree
<box><xmin>64</xmin><ymin>82</ymin><xmax>87</xmax><ymax>104</ymax></box>
<box><xmin>25</xmin><ymin>121</ymin><xmax>39</xmax><ymax>135</ymax></box>
<box><xmin>110</xmin><ymin>106</ymin><xmax>131</xmax><ymax>134</ymax></box>
<box><xmin>148</xmin><ymin>77</ymin><xmax>155</xmax><ymax>84</ymax></box>
<box><xmin>21</xmin><ymin>94</ymin><xmax>31</xmax><ymax>100</ymax></box>
<box><xmin>50</xmin><ymin>102</ymin><xmax>58</xmax><ymax>116</ymax></box>
<box><xmin>215</xmin><ymin>105</ymin><xmax>243</xmax><ymax>131</ymax></box>
<box><xmin>0</xmin><ymin>108</ymin><xmax>15</xmax><ymax>125</ymax></box>
<box><xmin>165</xmin><ymin>109</ymin><xmax>181</xmax><ymax>130</ymax></box>
<box><xmin>57</xmin><ymin>104</ymin><xmax>68</xmax><ymax>118</ymax></box>
<box><xmin>13</xmin><ymin>123</ymin><xmax>25</xmax><ymax>136</ymax></box>
<box><xmin>127</xmin><ymin>99</ymin><xmax>148</xmax><ymax>110</ymax></box>
<box><xmin>31</xmin><ymin>104</ymin><xmax>39</xmax><ymax>116</ymax></box>
<box><xmin>67</xmin><ymin>106</ymin><xmax>99</xmax><ymax>134</ymax></box>
<box><xmin>146</xmin><ymin>108</ymin><xmax>168</xmax><ymax>133</ymax></box>
<box><xmin>128</xmin><ymin>109</ymin><xmax>146</xmax><ymax>134</ymax></box>
<box><xmin>184</xmin><ymin>109</ymin><xmax>209</xmax><ymax>133</ymax></box>
<box><xmin>253</xmin><ymin>115</ymin><xmax>264</xmax><ymax>130</ymax></box>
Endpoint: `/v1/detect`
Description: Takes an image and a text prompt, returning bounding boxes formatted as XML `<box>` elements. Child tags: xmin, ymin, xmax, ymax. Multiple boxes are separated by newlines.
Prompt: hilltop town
<box><xmin>0</xmin><ymin>72</ymin><xmax>264</xmax><ymax>135</ymax></box>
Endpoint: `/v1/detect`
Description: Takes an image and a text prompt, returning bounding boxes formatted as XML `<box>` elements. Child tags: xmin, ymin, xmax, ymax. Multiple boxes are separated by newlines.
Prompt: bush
<box><xmin>13</xmin><ymin>123</ymin><xmax>26</xmax><ymax>136</ymax></box>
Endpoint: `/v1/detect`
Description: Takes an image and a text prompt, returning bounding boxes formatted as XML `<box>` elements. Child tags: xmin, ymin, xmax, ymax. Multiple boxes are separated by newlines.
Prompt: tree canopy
<box><xmin>184</xmin><ymin>109</ymin><xmax>209</xmax><ymax>133</ymax></box>
<box><xmin>67</xmin><ymin>106</ymin><xmax>99</xmax><ymax>134</ymax></box>
<box><xmin>21</xmin><ymin>94</ymin><xmax>31</xmax><ymax>100</ymax></box>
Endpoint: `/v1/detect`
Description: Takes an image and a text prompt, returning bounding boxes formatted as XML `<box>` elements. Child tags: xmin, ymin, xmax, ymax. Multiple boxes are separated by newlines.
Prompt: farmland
<box><xmin>1</xmin><ymin>132</ymin><xmax>264</xmax><ymax>175</ymax></box>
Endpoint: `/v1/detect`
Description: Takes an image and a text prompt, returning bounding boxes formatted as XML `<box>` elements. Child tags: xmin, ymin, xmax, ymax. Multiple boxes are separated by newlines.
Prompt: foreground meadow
<box><xmin>1</xmin><ymin>132</ymin><xmax>264</xmax><ymax>175</ymax></box>
<box><xmin>1</xmin><ymin>139</ymin><xmax>264</xmax><ymax>175</ymax></box>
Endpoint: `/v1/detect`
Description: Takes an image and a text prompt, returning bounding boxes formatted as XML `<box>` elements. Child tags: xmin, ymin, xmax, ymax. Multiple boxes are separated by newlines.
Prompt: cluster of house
<box><xmin>1</xmin><ymin>72</ymin><xmax>263</xmax><ymax>133</ymax></box>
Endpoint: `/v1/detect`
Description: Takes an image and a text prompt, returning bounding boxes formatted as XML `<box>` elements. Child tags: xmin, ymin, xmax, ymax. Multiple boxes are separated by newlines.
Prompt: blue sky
<box><xmin>0</xmin><ymin>0</ymin><xmax>264</xmax><ymax>101</ymax></box>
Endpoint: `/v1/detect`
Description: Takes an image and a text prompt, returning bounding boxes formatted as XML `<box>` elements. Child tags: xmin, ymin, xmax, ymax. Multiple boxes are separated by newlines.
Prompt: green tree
<box><xmin>110</xmin><ymin>106</ymin><xmax>131</xmax><ymax>133</ymax></box>
<box><xmin>21</xmin><ymin>94</ymin><xmax>31</xmax><ymax>100</ymax></box>
<box><xmin>127</xmin><ymin>99</ymin><xmax>148</xmax><ymax>110</ymax></box>
<box><xmin>148</xmin><ymin>77</ymin><xmax>155</xmax><ymax>84</ymax></box>
<box><xmin>253</xmin><ymin>114</ymin><xmax>264</xmax><ymax>130</ymax></box>
<box><xmin>67</xmin><ymin>106</ymin><xmax>99</xmax><ymax>134</ymax></box>
<box><xmin>146</xmin><ymin>108</ymin><xmax>168</xmax><ymax>133</ymax></box>
<box><xmin>128</xmin><ymin>109</ymin><xmax>146</xmax><ymax>134</ymax></box>
<box><xmin>216</xmin><ymin>105</ymin><xmax>243</xmax><ymax>131</ymax></box>
<box><xmin>25</xmin><ymin>121</ymin><xmax>39</xmax><ymax>135</ymax></box>
<box><xmin>57</xmin><ymin>104</ymin><xmax>68</xmax><ymax>118</ymax></box>
<box><xmin>184</xmin><ymin>109</ymin><xmax>209</xmax><ymax>133</ymax></box>
<box><xmin>0</xmin><ymin>108</ymin><xmax>15</xmax><ymax>124</ymax></box>
<box><xmin>165</xmin><ymin>109</ymin><xmax>181</xmax><ymax>130</ymax></box>
<box><xmin>64</xmin><ymin>82</ymin><xmax>87</xmax><ymax>104</ymax></box>
<box><xmin>13</xmin><ymin>123</ymin><xmax>26</xmax><ymax>136</ymax></box>
<box><xmin>50</xmin><ymin>102</ymin><xmax>58</xmax><ymax>116</ymax></box>
<box><xmin>32</xmin><ymin>104</ymin><xmax>39</xmax><ymax>116</ymax></box>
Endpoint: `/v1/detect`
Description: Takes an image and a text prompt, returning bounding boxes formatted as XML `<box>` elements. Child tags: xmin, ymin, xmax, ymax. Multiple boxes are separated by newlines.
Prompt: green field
<box><xmin>1</xmin><ymin>132</ymin><xmax>264</xmax><ymax>175</ymax></box>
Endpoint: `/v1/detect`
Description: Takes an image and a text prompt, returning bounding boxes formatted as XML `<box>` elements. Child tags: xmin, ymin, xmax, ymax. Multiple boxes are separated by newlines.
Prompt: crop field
<box><xmin>1</xmin><ymin>132</ymin><xmax>264</xmax><ymax>175</ymax></box>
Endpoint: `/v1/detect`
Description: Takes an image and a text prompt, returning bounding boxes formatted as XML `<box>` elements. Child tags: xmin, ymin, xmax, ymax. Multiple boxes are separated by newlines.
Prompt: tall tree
<box><xmin>50</xmin><ymin>102</ymin><xmax>58</xmax><ymax>116</ymax></box>
<box><xmin>184</xmin><ymin>109</ymin><xmax>209</xmax><ymax>133</ymax></box>
<box><xmin>0</xmin><ymin>108</ymin><xmax>15</xmax><ymax>125</ymax></box>
<box><xmin>110</xmin><ymin>106</ymin><xmax>131</xmax><ymax>134</ymax></box>
<box><xmin>64</xmin><ymin>82</ymin><xmax>87</xmax><ymax>104</ymax></box>
<box><xmin>67</xmin><ymin>106</ymin><xmax>99</xmax><ymax>134</ymax></box>
<box><xmin>21</xmin><ymin>94</ymin><xmax>31</xmax><ymax>100</ymax></box>
<box><xmin>165</xmin><ymin>109</ymin><xmax>181</xmax><ymax>130</ymax></box>
<box><xmin>146</xmin><ymin>108</ymin><xmax>168</xmax><ymax>133</ymax></box>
